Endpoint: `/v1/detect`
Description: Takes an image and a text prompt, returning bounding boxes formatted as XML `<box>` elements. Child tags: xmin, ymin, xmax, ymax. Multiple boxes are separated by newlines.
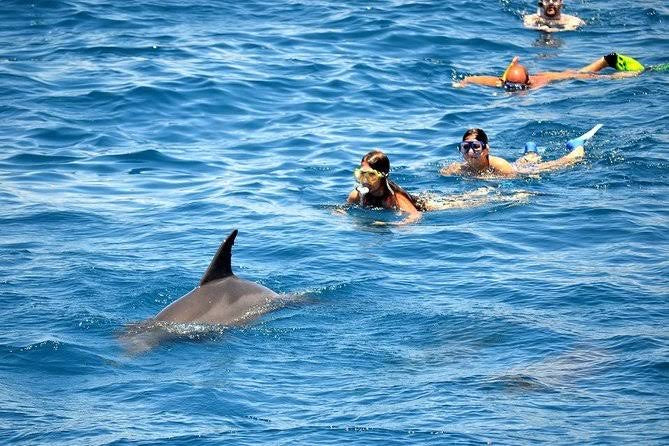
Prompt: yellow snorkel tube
<box><xmin>500</xmin><ymin>56</ymin><xmax>520</xmax><ymax>82</ymax></box>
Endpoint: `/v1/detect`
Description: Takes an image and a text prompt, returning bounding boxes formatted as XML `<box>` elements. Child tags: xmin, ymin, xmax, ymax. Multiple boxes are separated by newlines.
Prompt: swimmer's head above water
<box><xmin>348</xmin><ymin>150</ymin><xmax>423</xmax><ymax>219</ymax></box>
<box><xmin>460</xmin><ymin>128</ymin><xmax>490</xmax><ymax>169</ymax></box>
<box><xmin>538</xmin><ymin>0</ymin><xmax>563</xmax><ymax>20</ymax></box>
<box><xmin>354</xmin><ymin>150</ymin><xmax>391</xmax><ymax>194</ymax></box>
<box><xmin>501</xmin><ymin>57</ymin><xmax>531</xmax><ymax>90</ymax></box>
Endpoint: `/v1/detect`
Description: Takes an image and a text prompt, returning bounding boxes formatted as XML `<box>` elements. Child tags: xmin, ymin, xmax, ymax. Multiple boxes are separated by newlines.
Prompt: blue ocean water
<box><xmin>1</xmin><ymin>0</ymin><xmax>668</xmax><ymax>443</ymax></box>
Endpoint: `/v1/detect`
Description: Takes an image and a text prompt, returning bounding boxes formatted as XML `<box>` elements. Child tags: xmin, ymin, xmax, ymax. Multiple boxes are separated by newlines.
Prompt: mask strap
<box><xmin>385</xmin><ymin>178</ymin><xmax>394</xmax><ymax>196</ymax></box>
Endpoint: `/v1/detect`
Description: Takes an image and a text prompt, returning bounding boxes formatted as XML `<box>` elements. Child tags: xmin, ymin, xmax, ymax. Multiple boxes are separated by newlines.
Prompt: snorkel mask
<box><xmin>354</xmin><ymin>166</ymin><xmax>386</xmax><ymax>185</ymax></box>
<box><xmin>459</xmin><ymin>140</ymin><xmax>486</xmax><ymax>158</ymax></box>
<box><xmin>503</xmin><ymin>82</ymin><xmax>529</xmax><ymax>92</ymax></box>
<box><xmin>353</xmin><ymin>166</ymin><xmax>386</xmax><ymax>204</ymax></box>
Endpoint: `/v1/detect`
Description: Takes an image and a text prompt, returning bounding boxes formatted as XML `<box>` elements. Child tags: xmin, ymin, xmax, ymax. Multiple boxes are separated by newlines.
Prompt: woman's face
<box><xmin>354</xmin><ymin>161</ymin><xmax>385</xmax><ymax>192</ymax></box>
<box><xmin>460</xmin><ymin>135</ymin><xmax>489</xmax><ymax>165</ymax></box>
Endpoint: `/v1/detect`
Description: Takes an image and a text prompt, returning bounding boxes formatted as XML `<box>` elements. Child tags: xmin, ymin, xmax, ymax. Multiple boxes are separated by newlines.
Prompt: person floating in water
<box><xmin>347</xmin><ymin>150</ymin><xmax>425</xmax><ymax>224</ymax></box>
<box><xmin>453</xmin><ymin>53</ymin><xmax>644</xmax><ymax>91</ymax></box>
<box><xmin>440</xmin><ymin>128</ymin><xmax>587</xmax><ymax>178</ymax></box>
<box><xmin>523</xmin><ymin>0</ymin><xmax>585</xmax><ymax>32</ymax></box>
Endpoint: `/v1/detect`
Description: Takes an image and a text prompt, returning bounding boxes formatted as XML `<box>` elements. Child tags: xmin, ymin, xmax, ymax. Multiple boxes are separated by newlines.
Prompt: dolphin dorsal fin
<box><xmin>199</xmin><ymin>229</ymin><xmax>238</xmax><ymax>286</ymax></box>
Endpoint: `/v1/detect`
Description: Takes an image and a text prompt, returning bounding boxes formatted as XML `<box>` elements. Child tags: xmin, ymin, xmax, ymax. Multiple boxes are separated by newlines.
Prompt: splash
<box><xmin>420</xmin><ymin>187</ymin><xmax>533</xmax><ymax>211</ymax></box>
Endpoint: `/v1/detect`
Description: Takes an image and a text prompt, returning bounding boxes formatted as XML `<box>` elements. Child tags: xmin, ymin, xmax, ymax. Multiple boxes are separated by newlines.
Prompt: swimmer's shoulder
<box><xmin>489</xmin><ymin>155</ymin><xmax>517</xmax><ymax>177</ymax></box>
<box><xmin>562</xmin><ymin>14</ymin><xmax>585</xmax><ymax>29</ymax></box>
<box><xmin>393</xmin><ymin>189</ymin><xmax>420</xmax><ymax>213</ymax></box>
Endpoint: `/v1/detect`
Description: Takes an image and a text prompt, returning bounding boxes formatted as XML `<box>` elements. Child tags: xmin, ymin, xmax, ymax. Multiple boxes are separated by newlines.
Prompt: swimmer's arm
<box><xmin>543</xmin><ymin>71</ymin><xmax>640</xmax><ymax>82</ymax></box>
<box><xmin>520</xmin><ymin>146</ymin><xmax>585</xmax><ymax>173</ymax></box>
<box><xmin>440</xmin><ymin>162</ymin><xmax>464</xmax><ymax>176</ymax></box>
<box><xmin>454</xmin><ymin>75</ymin><xmax>502</xmax><ymax>88</ymax></box>
<box><xmin>347</xmin><ymin>190</ymin><xmax>360</xmax><ymax>204</ymax></box>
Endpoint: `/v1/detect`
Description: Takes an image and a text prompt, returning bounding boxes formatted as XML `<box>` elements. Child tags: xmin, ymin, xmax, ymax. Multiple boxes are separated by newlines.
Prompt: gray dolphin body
<box><xmin>154</xmin><ymin>229</ymin><xmax>278</xmax><ymax>325</ymax></box>
<box><xmin>121</xmin><ymin>230</ymin><xmax>280</xmax><ymax>353</ymax></box>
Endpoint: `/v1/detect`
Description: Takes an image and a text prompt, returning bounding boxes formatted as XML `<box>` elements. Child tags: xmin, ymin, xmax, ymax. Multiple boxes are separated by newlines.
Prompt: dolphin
<box><xmin>121</xmin><ymin>229</ymin><xmax>281</xmax><ymax>353</ymax></box>
<box><xmin>154</xmin><ymin>229</ymin><xmax>279</xmax><ymax>324</ymax></box>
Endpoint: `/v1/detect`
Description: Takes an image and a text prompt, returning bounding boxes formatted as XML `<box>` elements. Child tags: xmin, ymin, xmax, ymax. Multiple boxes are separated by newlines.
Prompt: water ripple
<box><xmin>1</xmin><ymin>0</ymin><xmax>667</xmax><ymax>444</ymax></box>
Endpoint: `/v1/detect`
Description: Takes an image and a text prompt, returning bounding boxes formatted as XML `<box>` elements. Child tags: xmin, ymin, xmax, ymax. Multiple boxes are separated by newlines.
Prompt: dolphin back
<box><xmin>199</xmin><ymin>229</ymin><xmax>238</xmax><ymax>286</ymax></box>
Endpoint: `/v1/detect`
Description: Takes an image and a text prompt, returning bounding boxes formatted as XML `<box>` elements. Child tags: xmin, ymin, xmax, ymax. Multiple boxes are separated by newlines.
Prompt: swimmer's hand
<box><xmin>452</xmin><ymin>80</ymin><xmax>466</xmax><ymax>88</ymax></box>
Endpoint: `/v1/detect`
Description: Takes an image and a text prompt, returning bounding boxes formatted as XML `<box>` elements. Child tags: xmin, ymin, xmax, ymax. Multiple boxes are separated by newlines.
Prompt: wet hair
<box><xmin>462</xmin><ymin>128</ymin><xmax>489</xmax><ymax>145</ymax></box>
<box><xmin>361</xmin><ymin>150</ymin><xmax>390</xmax><ymax>175</ymax></box>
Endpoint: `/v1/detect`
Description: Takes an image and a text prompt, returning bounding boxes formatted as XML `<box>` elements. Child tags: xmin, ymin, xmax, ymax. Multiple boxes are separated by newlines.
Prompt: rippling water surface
<box><xmin>1</xmin><ymin>0</ymin><xmax>668</xmax><ymax>444</ymax></box>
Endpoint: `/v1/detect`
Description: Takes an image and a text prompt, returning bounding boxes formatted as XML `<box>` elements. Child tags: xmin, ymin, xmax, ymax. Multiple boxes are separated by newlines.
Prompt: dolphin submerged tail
<box><xmin>199</xmin><ymin>229</ymin><xmax>238</xmax><ymax>285</ymax></box>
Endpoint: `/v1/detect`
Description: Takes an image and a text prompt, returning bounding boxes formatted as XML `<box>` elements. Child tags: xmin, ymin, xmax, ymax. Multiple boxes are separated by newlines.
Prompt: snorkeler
<box><xmin>523</xmin><ymin>0</ymin><xmax>585</xmax><ymax>32</ymax></box>
<box><xmin>440</xmin><ymin>128</ymin><xmax>586</xmax><ymax>178</ymax></box>
<box><xmin>347</xmin><ymin>150</ymin><xmax>424</xmax><ymax>224</ymax></box>
<box><xmin>454</xmin><ymin>53</ymin><xmax>645</xmax><ymax>91</ymax></box>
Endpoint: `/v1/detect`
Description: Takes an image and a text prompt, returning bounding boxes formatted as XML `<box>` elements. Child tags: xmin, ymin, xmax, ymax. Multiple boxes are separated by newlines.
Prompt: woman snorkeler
<box><xmin>440</xmin><ymin>128</ymin><xmax>585</xmax><ymax>178</ymax></box>
<box><xmin>347</xmin><ymin>150</ymin><xmax>424</xmax><ymax>224</ymax></box>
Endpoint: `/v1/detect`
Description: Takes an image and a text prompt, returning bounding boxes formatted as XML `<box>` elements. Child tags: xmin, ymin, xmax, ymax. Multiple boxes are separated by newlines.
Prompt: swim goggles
<box><xmin>458</xmin><ymin>140</ymin><xmax>486</xmax><ymax>155</ymax></box>
<box><xmin>354</xmin><ymin>166</ymin><xmax>386</xmax><ymax>183</ymax></box>
<box><xmin>539</xmin><ymin>0</ymin><xmax>562</xmax><ymax>6</ymax></box>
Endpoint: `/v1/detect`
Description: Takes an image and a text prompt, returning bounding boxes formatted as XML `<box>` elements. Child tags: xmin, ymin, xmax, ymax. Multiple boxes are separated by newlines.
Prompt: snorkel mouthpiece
<box><xmin>355</xmin><ymin>184</ymin><xmax>369</xmax><ymax>205</ymax></box>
